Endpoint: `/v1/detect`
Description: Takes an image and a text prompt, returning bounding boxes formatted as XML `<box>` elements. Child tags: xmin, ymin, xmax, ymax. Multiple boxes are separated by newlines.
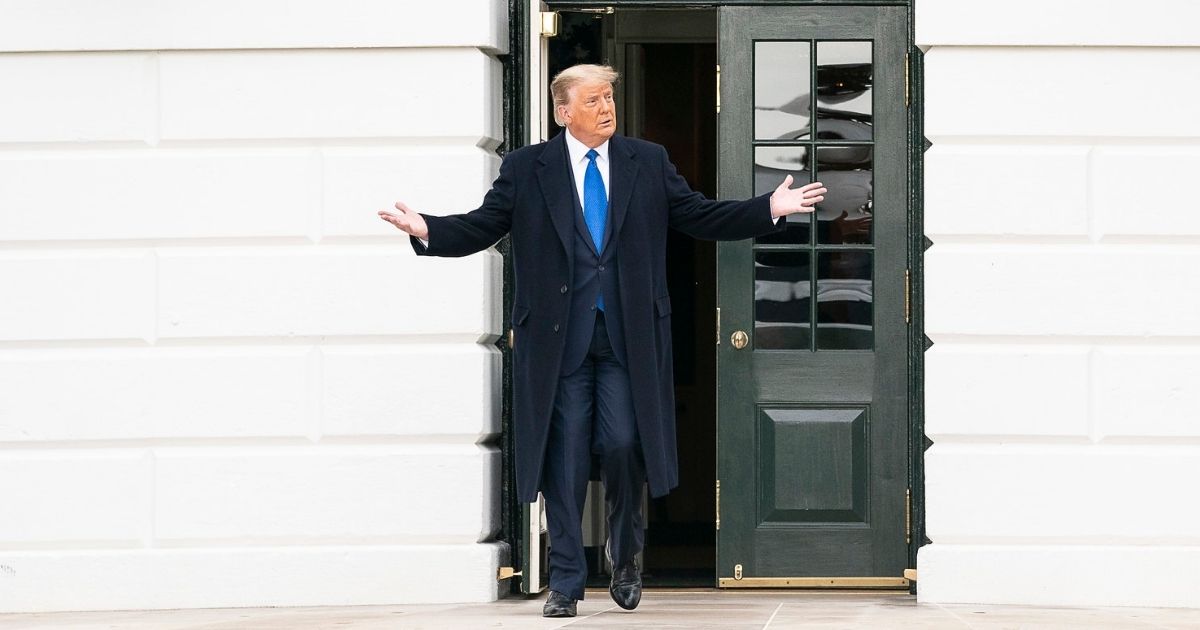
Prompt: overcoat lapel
<box><xmin>570</xmin><ymin>186</ymin><xmax>600</xmax><ymax>256</ymax></box>
<box><xmin>604</xmin><ymin>135</ymin><xmax>639</xmax><ymax>253</ymax></box>
<box><xmin>535</xmin><ymin>133</ymin><xmax>576</xmax><ymax>257</ymax></box>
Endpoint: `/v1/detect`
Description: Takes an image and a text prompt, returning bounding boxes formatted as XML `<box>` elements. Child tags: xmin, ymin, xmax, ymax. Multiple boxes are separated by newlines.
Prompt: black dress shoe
<box><xmin>609</xmin><ymin>560</ymin><xmax>642</xmax><ymax>610</ymax></box>
<box><xmin>543</xmin><ymin>590</ymin><xmax>577</xmax><ymax>618</ymax></box>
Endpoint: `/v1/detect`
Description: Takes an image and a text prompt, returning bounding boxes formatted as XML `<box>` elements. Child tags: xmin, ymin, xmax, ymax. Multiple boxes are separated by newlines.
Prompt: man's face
<box><xmin>561</xmin><ymin>80</ymin><xmax>616</xmax><ymax>147</ymax></box>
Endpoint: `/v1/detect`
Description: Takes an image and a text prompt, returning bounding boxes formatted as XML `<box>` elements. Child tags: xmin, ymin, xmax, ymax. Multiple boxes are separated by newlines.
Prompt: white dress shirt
<box><xmin>563</xmin><ymin>128</ymin><xmax>610</xmax><ymax>213</ymax></box>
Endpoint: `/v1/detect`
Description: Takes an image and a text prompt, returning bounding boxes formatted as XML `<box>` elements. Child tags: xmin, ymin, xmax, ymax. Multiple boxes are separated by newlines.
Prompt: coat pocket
<box><xmin>654</xmin><ymin>295</ymin><xmax>672</xmax><ymax>319</ymax></box>
<box><xmin>512</xmin><ymin>304</ymin><xmax>531</xmax><ymax>326</ymax></box>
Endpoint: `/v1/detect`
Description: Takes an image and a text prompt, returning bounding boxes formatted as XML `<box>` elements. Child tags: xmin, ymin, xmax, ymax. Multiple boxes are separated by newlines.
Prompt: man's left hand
<box><xmin>769</xmin><ymin>175</ymin><xmax>827</xmax><ymax>219</ymax></box>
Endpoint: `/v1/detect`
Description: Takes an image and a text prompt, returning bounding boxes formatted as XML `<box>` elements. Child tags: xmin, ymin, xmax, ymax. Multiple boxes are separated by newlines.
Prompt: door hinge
<box><xmin>715</xmin><ymin>479</ymin><xmax>721</xmax><ymax>530</ymax></box>
<box><xmin>715</xmin><ymin>64</ymin><xmax>721</xmax><ymax>114</ymax></box>
<box><xmin>539</xmin><ymin>11</ymin><xmax>560</xmax><ymax>37</ymax></box>
<box><xmin>905</xmin><ymin>488</ymin><xmax>912</xmax><ymax>544</ymax></box>
<box><xmin>904</xmin><ymin>269</ymin><xmax>911</xmax><ymax>324</ymax></box>
<box><xmin>715</xmin><ymin>307</ymin><xmax>721</xmax><ymax>345</ymax></box>
<box><xmin>498</xmin><ymin>566</ymin><xmax>522</xmax><ymax>580</ymax></box>
<box><xmin>904</xmin><ymin>53</ymin><xmax>910</xmax><ymax>108</ymax></box>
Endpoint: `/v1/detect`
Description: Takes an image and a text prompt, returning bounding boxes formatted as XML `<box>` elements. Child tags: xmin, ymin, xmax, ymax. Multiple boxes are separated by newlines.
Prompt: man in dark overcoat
<box><xmin>379</xmin><ymin>64</ymin><xmax>826</xmax><ymax>617</ymax></box>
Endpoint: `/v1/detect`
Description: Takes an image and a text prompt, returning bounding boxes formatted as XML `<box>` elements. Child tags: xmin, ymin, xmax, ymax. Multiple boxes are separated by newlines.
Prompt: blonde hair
<box><xmin>550</xmin><ymin>64</ymin><xmax>619</xmax><ymax>126</ymax></box>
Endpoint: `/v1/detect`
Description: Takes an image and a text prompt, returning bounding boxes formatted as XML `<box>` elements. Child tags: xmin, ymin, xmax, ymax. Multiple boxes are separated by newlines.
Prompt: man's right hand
<box><xmin>378</xmin><ymin>201</ymin><xmax>429</xmax><ymax>240</ymax></box>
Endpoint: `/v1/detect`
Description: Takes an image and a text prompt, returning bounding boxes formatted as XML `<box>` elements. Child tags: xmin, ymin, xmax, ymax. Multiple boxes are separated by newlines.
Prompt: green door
<box><xmin>716</xmin><ymin>5</ymin><xmax>910</xmax><ymax>587</ymax></box>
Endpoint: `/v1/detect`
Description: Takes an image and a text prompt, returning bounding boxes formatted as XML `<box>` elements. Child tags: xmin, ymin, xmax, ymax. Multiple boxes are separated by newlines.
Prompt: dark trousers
<box><xmin>542</xmin><ymin>311</ymin><xmax>646</xmax><ymax>600</ymax></box>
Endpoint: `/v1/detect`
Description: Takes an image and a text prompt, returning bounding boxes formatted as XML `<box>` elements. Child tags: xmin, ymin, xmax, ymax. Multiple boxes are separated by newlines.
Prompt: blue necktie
<box><xmin>583</xmin><ymin>149</ymin><xmax>608</xmax><ymax>311</ymax></box>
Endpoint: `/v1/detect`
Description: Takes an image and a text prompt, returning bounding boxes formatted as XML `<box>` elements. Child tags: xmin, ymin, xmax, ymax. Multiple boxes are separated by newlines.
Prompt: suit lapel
<box><xmin>535</xmin><ymin>133</ymin><xmax>576</xmax><ymax>257</ymax></box>
<box><xmin>604</xmin><ymin>135</ymin><xmax>639</xmax><ymax>254</ymax></box>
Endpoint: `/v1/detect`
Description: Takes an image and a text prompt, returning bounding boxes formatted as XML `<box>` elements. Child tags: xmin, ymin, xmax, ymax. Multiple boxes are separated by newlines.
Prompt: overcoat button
<box><xmin>553</xmin><ymin>324</ymin><xmax>560</xmax><ymax>332</ymax></box>
<box><xmin>598</xmin><ymin>265</ymin><xmax>606</xmax><ymax>271</ymax></box>
<box><xmin>560</xmin><ymin>284</ymin><xmax>568</xmax><ymax>294</ymax></box>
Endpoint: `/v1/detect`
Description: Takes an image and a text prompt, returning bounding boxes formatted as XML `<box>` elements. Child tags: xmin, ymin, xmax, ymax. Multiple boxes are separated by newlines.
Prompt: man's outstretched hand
<box><xmin>378</xmin><ymin>201</ymin><xmax>429</xmax><ymax>240</ymax></box>
<box><xmin>769</xmin><ymin>176</ymin><xmax>827</xmax><ymax>219</ymax></box>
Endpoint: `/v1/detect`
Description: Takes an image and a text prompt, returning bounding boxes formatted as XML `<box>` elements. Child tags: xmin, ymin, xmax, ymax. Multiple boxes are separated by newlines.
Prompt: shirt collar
<box><xmin>564</xmin><ymin>128</ymin><xmax>610</xmax><ymax>166</ymax></box>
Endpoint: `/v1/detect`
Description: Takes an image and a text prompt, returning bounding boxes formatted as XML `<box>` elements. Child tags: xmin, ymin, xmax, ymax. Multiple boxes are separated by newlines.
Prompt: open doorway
<box><xmin>544</xmin><ymin>7</ymin><xmax>719</xmax><ymax>588</ymax></box>
<box><xmin>518</xmin><ymin>1</ymin><xmax>920</xmax><ymax>593</ymax></box>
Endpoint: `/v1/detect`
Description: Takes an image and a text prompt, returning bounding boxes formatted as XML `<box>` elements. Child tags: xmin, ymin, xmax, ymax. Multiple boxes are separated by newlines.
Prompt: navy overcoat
<box><xmin>412</xmin><ymin>132</ymin><xmax>778</xmax><ymax>503</ymax></box>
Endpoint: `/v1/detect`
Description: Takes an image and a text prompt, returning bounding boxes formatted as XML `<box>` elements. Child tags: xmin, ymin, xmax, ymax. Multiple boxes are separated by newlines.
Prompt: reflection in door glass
<box><xmin>815</xmin><ymin>41</ymin><xmax>872</xmax><ymax>140</ymax></box>
<box><xmin>814</xmin><ymin>146</ymin><xmax>872</xmax><ymax>245</ymax></box>
<box><xmin>816</xmin><ymin>251</ymin><xmax>872</xmax><ymax>350</ymax></box>
<box><xmin>755</xmin><ymin>251</ymin><xmax>811</xmax><ymax>350</ymax></box>
<box><xmin>754</xmin><ymin>146</ymin><xmax>810</xmax><ymax>245</ymax></box>
<box><xmin>755</xmin><ymin>42</ymin><xmax>811</xmax><ymax>141</ymax></box>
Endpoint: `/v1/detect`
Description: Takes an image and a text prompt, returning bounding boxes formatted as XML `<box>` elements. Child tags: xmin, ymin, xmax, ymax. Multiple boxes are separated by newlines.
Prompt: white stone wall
<box><xmin>0</xmin><ymin>1</ymin><xmax>506</xmax><ymax>613</ymax></box>
<box><xmin>917</xmin><ymin>0</ymin><xmax>1200</xmax><ymax>609</ymax></box>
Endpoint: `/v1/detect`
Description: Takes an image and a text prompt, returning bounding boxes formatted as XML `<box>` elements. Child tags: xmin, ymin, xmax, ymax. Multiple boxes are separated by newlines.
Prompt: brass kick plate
<box><xmin>719</xmin><ymin>576</ymin><xmax>911</xmax><ymax>588</ymax></box>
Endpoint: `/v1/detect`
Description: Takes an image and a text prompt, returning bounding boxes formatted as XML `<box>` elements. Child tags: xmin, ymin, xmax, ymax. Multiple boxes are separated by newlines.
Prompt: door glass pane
<box><xmin>816</xmin><ymin>251</ymin><xmax>872</xmax><ymax>350</ymax></box>
<box><xmin>755</xmin><ymin>251</ymin><xmax>811</xmax><ymax>350</ymax></box>
<box><xmin>815</xmin><ymin>41</ymin><xmax>872</xmax><ymax>140</ymax></box>
<box><xmin>755</xmin><ymin>41</ymin><xmax>811</xmax><ymax>141</ymax></box>
<box><xmin>754</xmin><ymin>146</ymin><xmax>810</xmax><ymax>245</ymax></box>
<box><xmin>815</xmin><ymin>145</ymin><xmax>872</xmax><ymax>245</ymax></box>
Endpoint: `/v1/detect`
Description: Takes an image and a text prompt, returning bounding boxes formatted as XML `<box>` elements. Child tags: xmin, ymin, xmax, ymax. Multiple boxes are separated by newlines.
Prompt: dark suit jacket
<box><xmin>413</xmin><ymin>132</ymin><xmax>779</xmax><ymax>503</ymax></box>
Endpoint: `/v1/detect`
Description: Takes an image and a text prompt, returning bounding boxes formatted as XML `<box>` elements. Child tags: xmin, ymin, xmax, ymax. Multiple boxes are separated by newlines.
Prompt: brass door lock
<box><xmin>730</xmin><ymin>330</ymin><xmax>748</xmax><ymax>349</ymax></box>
